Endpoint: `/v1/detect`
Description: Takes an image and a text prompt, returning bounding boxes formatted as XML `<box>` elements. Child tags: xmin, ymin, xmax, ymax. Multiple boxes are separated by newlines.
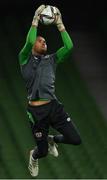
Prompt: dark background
<box><xmin>1</xmin><ymin>0</ymin><xmax>107</xmax><ymax>31</ymax></box>
<box><xmin>0</xmin><ymin>0</ymin><xmax>107</xmax><ymax>179</ymax></box>
<box><xmin>1</xmin><ymin>0</ymin><xmax>107</xmax><ymax>50</ymax></box>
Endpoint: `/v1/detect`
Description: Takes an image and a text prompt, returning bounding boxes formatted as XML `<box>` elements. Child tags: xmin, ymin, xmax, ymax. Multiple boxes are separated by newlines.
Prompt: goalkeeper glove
<box><xmin>55</xmin><ymin>7</ymin><xmax>65</xmax><ymax>31</ymax></box>
<box><xmin>32</xmin><ymin>5</ymin><xmax>45</xmax><ymax>27</ymax></box>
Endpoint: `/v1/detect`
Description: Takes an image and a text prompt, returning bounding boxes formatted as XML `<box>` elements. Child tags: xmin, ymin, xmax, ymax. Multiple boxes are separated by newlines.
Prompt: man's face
<box><xmin>33</xmin><ymin>36</ymin><xmax>47</xmax><ymax>55</ymax></box>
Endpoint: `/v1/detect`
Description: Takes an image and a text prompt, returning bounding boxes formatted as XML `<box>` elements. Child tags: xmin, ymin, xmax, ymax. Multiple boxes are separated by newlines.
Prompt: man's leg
<box><xmin>51</xmin><ymin>101</ymin><xmax>82</xmax><ymax>145</ymax></box>
<box><xmin>27</xmin><ymin>109</ymin><xmax>49</xmax><ymax>177</ymax></box>
<box><xmin>32</xmin><ymin>126</ymin><xmax>49</xmax><ymax>159</ymax></box>
<box><xmin>54</xmin><ymin>119</ymin><xmax>82</xmax><ymax>145</ymax></box>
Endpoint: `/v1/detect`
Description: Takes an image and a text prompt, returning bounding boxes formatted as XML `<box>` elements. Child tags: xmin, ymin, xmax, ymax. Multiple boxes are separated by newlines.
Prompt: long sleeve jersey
<box><xmin>18</xmin><ymin>26</ymin><xmax>73</xmax><ymax>101</ymax></box>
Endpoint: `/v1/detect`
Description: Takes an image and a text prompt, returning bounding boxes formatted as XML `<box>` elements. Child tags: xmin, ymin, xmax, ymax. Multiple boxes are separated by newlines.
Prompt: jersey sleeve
<box><xmin>56</xmin><ymin>30</ymin><xmax>73</xmax><ymax>64</ymax></box>
<box><xmin>18</xmin><ymin>26</ymin><xmax>37</xmax><ymax>65</ymax></box>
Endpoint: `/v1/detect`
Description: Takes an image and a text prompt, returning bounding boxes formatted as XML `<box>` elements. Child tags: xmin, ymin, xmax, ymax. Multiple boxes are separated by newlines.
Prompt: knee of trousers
<box><xmin>74</xmin><ymin>137</ymin><xmax>82</xmax><ymax>145</ymax></box>
<box><xmin>68</xmin><ymin>136</ymin><xmax>82</xmax><ymax>145</ymax></box>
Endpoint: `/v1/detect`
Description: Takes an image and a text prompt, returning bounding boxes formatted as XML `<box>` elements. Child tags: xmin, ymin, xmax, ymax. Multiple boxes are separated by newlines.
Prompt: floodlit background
<box><xmin>0</xmin><ymin>0</ymin><xmax>107</xmax><ymax>178</ymax></box>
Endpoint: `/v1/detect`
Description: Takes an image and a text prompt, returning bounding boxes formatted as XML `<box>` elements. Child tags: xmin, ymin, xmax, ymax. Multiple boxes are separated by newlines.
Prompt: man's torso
<box><xmin>20</xmin><ymin>53</ymin><xmax>57</xmax><ymax>101</ymax></box>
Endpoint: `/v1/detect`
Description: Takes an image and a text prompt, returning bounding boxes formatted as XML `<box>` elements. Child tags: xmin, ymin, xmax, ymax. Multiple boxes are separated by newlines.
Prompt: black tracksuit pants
<box><xmin>27</xmin><ymin>99</ymin><xmax>82</xmax><ymax>159</ymax></box>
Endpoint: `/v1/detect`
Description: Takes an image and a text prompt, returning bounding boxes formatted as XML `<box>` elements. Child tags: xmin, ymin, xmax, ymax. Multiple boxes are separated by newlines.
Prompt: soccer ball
<box><xmin>40</xmin><ymin>5</ymin><xmax>57</xmax><ymax>25</ymax></box>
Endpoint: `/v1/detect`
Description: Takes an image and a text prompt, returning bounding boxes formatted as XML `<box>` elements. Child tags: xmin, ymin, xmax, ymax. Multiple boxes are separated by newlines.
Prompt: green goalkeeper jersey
<box><xmin>18</xmin><ymin>26</ymin><xmax>73</xmax><ymax>101</ymax></box>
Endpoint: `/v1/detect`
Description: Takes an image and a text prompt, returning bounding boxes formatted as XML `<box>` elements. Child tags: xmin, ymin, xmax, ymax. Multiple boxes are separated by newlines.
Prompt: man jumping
<box><xmin>18</xmin><ymin>5</ymin><xmax>82</xmax><ymax>177</ymax></box>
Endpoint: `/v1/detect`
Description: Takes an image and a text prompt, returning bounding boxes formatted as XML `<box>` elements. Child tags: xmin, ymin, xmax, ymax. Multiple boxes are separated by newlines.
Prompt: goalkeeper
<box><xmin>19</xmin><ymin>5</ymin><xmax>82</xmax><ymax>177</ymax></box>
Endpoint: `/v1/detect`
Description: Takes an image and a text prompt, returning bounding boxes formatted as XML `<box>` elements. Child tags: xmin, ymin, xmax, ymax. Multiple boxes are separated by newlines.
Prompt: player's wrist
<box><xmin>32</xmin><ymin>15</ymin><xmax>40</xmax><ymax>27</ymax></box>
<box><xmin>57</xmin><ymin>23</ymin><xmax>65</xmax><ymax>32</ymax></box>
<box><xmin>32</xmin><ymin>19</ymin><xmax>39</xmax><ymax>27</ymax></box>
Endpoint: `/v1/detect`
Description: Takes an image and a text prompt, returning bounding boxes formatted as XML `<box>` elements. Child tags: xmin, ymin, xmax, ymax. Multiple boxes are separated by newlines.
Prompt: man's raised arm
<box><xmin>18</xmin><ymin>5</ymin><xmax>45</xmax><ymax>65</ymax></box>
<box><xmin>55</xmin><ymin>8</ymin><xmax>73</xmax><ymax>63</ymax></box>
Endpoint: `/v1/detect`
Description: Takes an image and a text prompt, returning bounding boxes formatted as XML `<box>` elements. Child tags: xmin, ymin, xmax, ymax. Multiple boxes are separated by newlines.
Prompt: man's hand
<box><xmin>32</xmin><ymin>5</ymin><xmax>45</xmax><ymax>27</ymax></box>
<box><xmin>55</xmin><ymin>7</ymin><xmax>65</xmax><ymax>32</ymax></box>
